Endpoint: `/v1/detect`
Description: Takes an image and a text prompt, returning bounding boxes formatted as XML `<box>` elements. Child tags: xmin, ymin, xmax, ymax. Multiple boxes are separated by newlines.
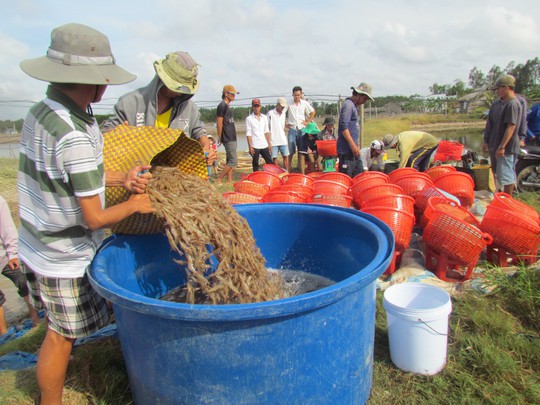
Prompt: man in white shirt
<box><xmin>286</xmin><ymin>86</ymin><xmax>316</xmax><ymax>170</ymax></box>
<box><xmin>360</xmin><ymin>140</ymin><xmax>386</xmax><ymax>171</ymax></box>
<box><xmin>246</xmin><ymin>98</ymin><xmax>273</xmax><ymax>172</ymax></box>
<box><xmin>267</xmin><ymin>97</ymin><xmax>290</xmax><ymax>171</ymax></box>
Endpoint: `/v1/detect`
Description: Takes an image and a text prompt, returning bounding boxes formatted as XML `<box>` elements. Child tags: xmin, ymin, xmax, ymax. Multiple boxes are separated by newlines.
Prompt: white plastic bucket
<box><xmin>383</xmin><ymin>282</ymin><xmax>452</xmax><ymax>375</ymax></box>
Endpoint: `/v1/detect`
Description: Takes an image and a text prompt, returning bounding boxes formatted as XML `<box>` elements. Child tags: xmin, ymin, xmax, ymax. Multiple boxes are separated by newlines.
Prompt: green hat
<box><xmin>154</xmin><ymin>51</ymin><xmax>200</xmax><ymax>94</ymax></box>
<box><xmin>302</xmin><ymin>121</ymin><xmax>320</xmax><ymax>135</ymax></box>
<box><xmin>491</xmin><ymin>74</ymin><xmax>516</xmax><ymax>90</ymax></box>
<box><xmin>20</xmin><ymin>23</ymin><xmax>136</xmax><ymax>85</ymax></box>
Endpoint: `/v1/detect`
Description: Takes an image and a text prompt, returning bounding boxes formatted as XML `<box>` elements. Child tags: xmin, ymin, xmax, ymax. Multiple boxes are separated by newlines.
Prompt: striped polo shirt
<box><xmin>18</xmin><ymin>86</ymin><xmax>106</xmax><ymax>278</ymax></box>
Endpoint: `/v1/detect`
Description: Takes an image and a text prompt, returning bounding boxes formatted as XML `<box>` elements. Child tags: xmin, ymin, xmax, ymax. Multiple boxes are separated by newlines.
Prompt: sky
<box><xmin>1</xmin><ymin>0</ymin><xmax>539</xmax><ymax>120</ymax></box>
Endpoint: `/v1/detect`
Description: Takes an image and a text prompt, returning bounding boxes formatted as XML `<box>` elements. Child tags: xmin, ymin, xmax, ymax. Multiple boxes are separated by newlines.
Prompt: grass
<box><xmin>1</xmin><ymin>116</ymin><xmax>539</xmax><ymax>403</ymax></box>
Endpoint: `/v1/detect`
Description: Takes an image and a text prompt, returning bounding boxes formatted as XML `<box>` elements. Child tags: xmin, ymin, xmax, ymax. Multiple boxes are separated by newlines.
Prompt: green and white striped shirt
<box><xmin>18</xmin><ymin>86</ymin><xmax>105</xmax><ymax>278</ymax></box>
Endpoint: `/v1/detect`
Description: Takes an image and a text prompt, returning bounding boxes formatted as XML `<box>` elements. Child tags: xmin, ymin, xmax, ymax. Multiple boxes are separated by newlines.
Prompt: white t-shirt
<box><xmin>287</xmin><ymin>99</ymin><xmax>314</xmax><ymax>130</ymax></box>
<box><xmin>359</xmin><ymin>147</ymin><xmax>385</xmax><ymax>171</ymax></box>
<box><xmin>245</xmin><ymin>113</ymin><xmax>270</xmax><ymax>149</ymax></box>
<box><xmin>267</xmin><ymin>108</ymin><xmax>288</xmax><ymax>146</ymax></box>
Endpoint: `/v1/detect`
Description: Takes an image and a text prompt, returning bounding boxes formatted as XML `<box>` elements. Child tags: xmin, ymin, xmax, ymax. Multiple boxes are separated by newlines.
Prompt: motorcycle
<box><xmin>515</xmin><ymin>145</ymin><xmax>540</xmax><ymax>191</ymax></box>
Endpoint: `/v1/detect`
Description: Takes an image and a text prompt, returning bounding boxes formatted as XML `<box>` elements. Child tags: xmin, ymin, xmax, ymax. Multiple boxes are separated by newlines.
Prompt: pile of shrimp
<box><xmin>147</xmin><ymin>167</ymin><xmax>283</xmax><ymax>304</ymax></box>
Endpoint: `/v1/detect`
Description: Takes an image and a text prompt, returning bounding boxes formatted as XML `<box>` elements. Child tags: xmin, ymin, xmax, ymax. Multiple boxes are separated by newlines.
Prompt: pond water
<box><xmin>0</xmin><ymin>128</ymin><xmax>487</xmax><ymax>160</ymax></box>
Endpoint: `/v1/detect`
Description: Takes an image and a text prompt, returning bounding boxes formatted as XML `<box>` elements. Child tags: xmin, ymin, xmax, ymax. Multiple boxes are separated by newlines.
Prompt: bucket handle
<box><xmin>418</xmin><ymin>318</ymin><xmax>448</xmax><ymax>336</ymax></box>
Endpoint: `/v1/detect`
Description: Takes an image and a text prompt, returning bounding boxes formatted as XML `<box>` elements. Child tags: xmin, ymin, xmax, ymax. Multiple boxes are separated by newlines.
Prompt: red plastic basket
<box><xmin>233</xmin><ymin>181</ymin><xmax>270</xmax><ymax>197</ymax></box>
<box><xmin>480</xmin><ymin>205</ymin><xmax>540</xmax><ymax>256</ymax></box>
<box><xmin>352</xmin><ymin>171</ymin><xmax>389</xmax><ymax>186</ymax></box>
<box><xmin>433</xmin><ymin>172</ymin><xmax>475</xmax><ymax>207</ymax></box>
<box><xmin>222</xmin><ymin>192</ymin><xmax>263</xmax><ymax>204</ymax></box>
<box><xmin>490</xmin><ymin>192</ymin><xmax>539</xmax><ymax>222</ymax></box>
<box><xmin>393</xmin><ymin>174</ymin><xmax>434</xmax><ymax>199</ymax></box>
<box><xmin>246</xmin><ymin>171</ymin><xmax>282</xmax><ymax>189</ymax></box>
<box><xmin>425</xmin><ymin>165</ymin><xmax>457</xmax><ymax>181</ymax></box>
<box><xmin>317</xmin><ymin>172</ymin><xmax>353</xmax><ymax>187</ymax></box>
<box><xmin>284</xmin><ymin>173</ymin><xmax>314</xmax><ymax>188</ymax></box>
<box><xmin>307</xmin><ymin>171</ymin><xmax>325</xmax><ymax>179</ymax></box>
<box><xmin>353</xmin><ymin>183</ymin><xmax>403</xmax><ymax>208</ymax></box>
<box><xmin>388</xmin><ymin>167</ymin><xmax>418</xmax><ymax>183</ymax></box>
<box><xmin>315</xmin><ymin>140</ymin><xmax>337</xmax><ymax>157</ymax></box>
<box><xmin>263</xmin><ymin>191</ymin><xmax>308</xmax><ymax>203</ymax></box>
<box><xmin>423</xmin><ymin>211</ymin><xmax>492</xmax><ymax>267</ymax></box>
<box><xmin>312</xmin><ymin>180</ymin><xmax>350</xmax><ymax>196</ymax></box>
<box><xmin>362</xmin><ymin>206</ymin><xmax>415</xmax><ymax>250</ymax></box>
<box><xmin>274</xmin><ymin>184</ymin><xmax>313</xmax><ymax>202</ymax></box>
<box><xmin>312</xmin><ymin>194</ymin><xmax>353</xmax><ymax>208</ymax></box>
<box><xmin>351</xmin><ymin>177</ymin><xmax>389</xmax><ymax>200</ymax></box>
<box><xmin>420</xmin><ymin>196</ymin><xmax>479</xmax><ymax>229</ymax></box>
<box><xmin>263</xmin><ymin>163</ymin><xmax>288</xmax><ymax>175</ymax></box>
<box><xmin>362</xmin><ymin>194</ymin><xmax>415</xmax><ymax>214</ymax></box>
<box><xmin>415</xmin><ymin>185</ymin><xmax>449</xmax><ymax>212</ymax></box>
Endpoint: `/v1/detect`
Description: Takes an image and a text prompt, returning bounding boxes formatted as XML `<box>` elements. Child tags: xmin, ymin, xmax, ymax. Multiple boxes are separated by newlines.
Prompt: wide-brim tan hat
<box><xmin>351</xmin><ymin>82</ymin><xmax>374</xmax><ymax>101</ymax></box>
<box><xmin>20</xmin><ymin>23</ymin><xmax>136</xmax><ymax>85</ymax></box>
<box><xmin>382</xmin><ymin>134</ymin><xmax>398</xmax><ymax>150</ymax></box>
<box><xmin>154</xmin><ymin>51</ymin><xmax>200</xmax><ymax>95</ymax></box>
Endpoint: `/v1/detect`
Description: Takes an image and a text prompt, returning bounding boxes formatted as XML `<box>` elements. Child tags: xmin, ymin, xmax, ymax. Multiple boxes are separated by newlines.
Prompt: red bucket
<box><xmin>315</xmin><ymin>140</ymin><xmax>337</xmax><ymax>157</ymax></box>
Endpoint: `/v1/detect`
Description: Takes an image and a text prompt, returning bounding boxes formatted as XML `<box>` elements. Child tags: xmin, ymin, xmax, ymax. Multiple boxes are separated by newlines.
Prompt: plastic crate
<box><xmin>317</xmin><ymin>172</ymin><xmax>353</xmax><ymax>187</ymax></box>
<box><xmin>362</xmin><ymin>194</ymin><xmax>415</xmax><ymax>214</ymax></box>
<box><xmin>393</xmin><ymin>174</ymin><xmax>434</xmax><ymax>199</ymax></box>
<box><xmin>312</xmin><ymin>180</ymin><xmax>350</xmax><ymax>196</ymax></box>
<box><xmin>246</xmin><ymin>171</ymin><xmax>282</xmax><ymax>189</ymax></box>
<box><xmin>233</xmin><ymin>181</ymin><xmax>270</xmax><ymax>197</ymax></box>
<box><xmin>284</xmin><ymin>173</ymin><xmax>315</xmax><ymax>188</ymax></box>
<box><xmin>387</xmin><ymin>167</ymin><xmax>418</xmax><ymax>183</ymax></box>
<box><xmin>425</xmin><ymin>165</ymin><xmax>457</xmax><ymax>181</ymax></box>
<box><xmin>490</xmin><ymin>192</ymin><xmax>539</xmax><ymax>222</ymax></box>
<box><xmin>353</xmin><ymin>183</ymin><xmax>403</xmax><ymax>208</ymax></box>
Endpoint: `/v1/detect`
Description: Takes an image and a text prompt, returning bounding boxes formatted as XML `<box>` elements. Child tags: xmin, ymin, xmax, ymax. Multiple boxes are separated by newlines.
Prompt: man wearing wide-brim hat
<box><xmin>103</xmin><ymin>51</ymin><xmax>217</xmax><ymax>166</ymax></box>
<box><xmin>19</xmin><ymin>23</ymin><xmax>155</xmax><ymax>404</ymax></box>
<box><xmin>337</xmin><ymin>83</ymin><xmax>374</xmax><ymax>177</ymax></box>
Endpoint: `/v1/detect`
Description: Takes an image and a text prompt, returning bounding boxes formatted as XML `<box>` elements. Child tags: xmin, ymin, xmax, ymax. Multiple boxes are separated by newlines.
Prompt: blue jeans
<box><xmin>288</xmin><ymin>129</ymin><xmax>302</xmax><ymax>155</ymax></box>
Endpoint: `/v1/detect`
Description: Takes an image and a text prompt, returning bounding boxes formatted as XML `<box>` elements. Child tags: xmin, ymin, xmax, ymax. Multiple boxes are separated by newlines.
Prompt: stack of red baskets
<box><xmin>361</xmin><ymin>180</ymin><xmax>415</xmax><ymax>276</ymax></box>
<box><xmin>387</xmin><ymin>167</ymin><xmax>418</xmax><ymax>183</ymax></box>
<box><xmin>391</xmin><ymin>173</ymin><xmax>434</xmax><ymax>200</ymax></box>
<box><xmin>423</xmin><ymin>210</ymin><xmax>492</xmax><ymax>282</ymax></box>
<box><xmin>419</xmin><ymin>196</ymin><xmax>479</xmax><ymax>229</ymax></box>
<box><xmin>222</xmin><ymin>192</ymin><xmax>263</xmax><ymax>204</ymax></box>
<box><xmin>480</xmin><ymin>192</ymin><xmax>540</xmax><ymax>267</ymax></box>
<box><xmin>311</xmin><ymin>176</ymin><xmax>353</xmax><ymax>207</ymax></box>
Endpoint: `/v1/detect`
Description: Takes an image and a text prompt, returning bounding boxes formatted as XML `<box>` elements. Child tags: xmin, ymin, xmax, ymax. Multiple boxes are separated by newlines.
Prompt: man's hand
<box><xmin>8</xmin><ymin>258</ymin><xmax>19</xmax><ymax>270</ymax></box>
<box><xmin>128</xmin><ymin>193</ymin><xmax>155</xmax><ymax>214</ymax></box>
<box><xmin>125</xmin><ymin>164</ymin><xmax>152</xmax><ymax>193</ymax></box>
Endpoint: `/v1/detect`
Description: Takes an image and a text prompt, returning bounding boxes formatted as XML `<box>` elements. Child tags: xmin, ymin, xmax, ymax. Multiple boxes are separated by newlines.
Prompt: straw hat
<box><xmin>154</xmin><ymin>51</ymin><xmax>200</xmax><ymax>94</ymax></box>
<box><xmin>20</xmin><ymin>23</ymin><xmax>136</xmax><ymax>85</ymax></box>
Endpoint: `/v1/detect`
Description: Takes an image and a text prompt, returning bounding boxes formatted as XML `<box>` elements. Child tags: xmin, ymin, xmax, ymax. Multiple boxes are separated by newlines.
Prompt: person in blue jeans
<box><xmin>337</xmin><ymin>83</ymin><xmax>374</xmax><ymax>177</ymax></box>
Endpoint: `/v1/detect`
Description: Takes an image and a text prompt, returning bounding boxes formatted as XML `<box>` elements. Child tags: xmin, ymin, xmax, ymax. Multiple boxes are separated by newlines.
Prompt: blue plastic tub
<box><xmin>90</xmin><ymin>204</ymin><xmax>394</xmax><ymax>405</ymax></box>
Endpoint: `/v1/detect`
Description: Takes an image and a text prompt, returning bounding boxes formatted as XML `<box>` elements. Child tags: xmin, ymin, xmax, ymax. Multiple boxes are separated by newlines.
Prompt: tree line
<box><xmin>2</xmin><ymin>58</ymin><xmax>538</xmax><ymax>133</ymax></box>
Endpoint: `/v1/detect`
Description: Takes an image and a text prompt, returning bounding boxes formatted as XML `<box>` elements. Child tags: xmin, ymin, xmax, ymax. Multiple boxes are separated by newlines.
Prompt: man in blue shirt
<box><xmin>337</xmin><ymin>83</ymin><xmax>374</xmax><ymax>177</ymax></box>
